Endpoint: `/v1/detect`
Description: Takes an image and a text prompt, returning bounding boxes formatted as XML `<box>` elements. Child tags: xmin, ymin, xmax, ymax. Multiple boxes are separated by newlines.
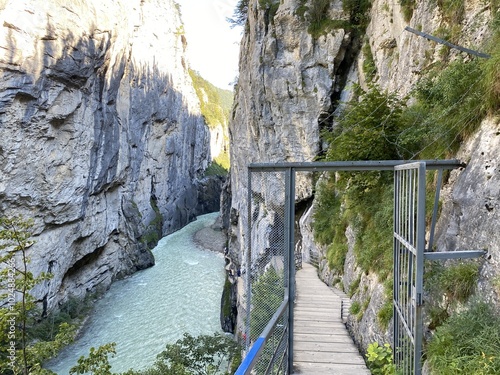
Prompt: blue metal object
<box><xmin>234</xmin><ymin>297</ymin><xmax>289</xmax><ymax>375</ymax></box>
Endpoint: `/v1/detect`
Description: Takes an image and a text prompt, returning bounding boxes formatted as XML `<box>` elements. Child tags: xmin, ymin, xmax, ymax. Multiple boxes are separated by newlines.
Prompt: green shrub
<box><xmin>296</xmin><ymin>0</ymin><xmax>370</xmax><ymax>38</ymax></box>
<box><xmin>250</xmin><ymin>268</ymin><xmax>284</xmax><ymax>340</ymax></box>
<box><xmin>426</xmin><ymin>260</ymin><xmax>480</xmax><ymax>304</ymax></box>
<box><xmin>400</xmin><ymin>0</ymin><xmax>415</xmax><ymax>22</ymax></box>
<box><xmin>213</xmin><ymin>151</ymin><xmax>230</xmax><ymax>171</ymax></box>
<box><xmin>366</xmin><ymin>342</ymin><xmax>396</xmax><ymax>375</ymax></box>
<box><xmin>438</xmin><ymin>261</ymin><xmax>480</xmax><ymax>303</ymax></box>
<box><xmin>426</xmin><ymin>299</ymin><xmax>500</xmax><ymax>374</ymax></box>
<box><xmin>406</xmin><ymin>57</ymin><xmax>486</xmax><ymax>159</ymax></box>
<box><xmin>348</xmin><ymin>275</ymin><xmax>362</xmax><ymax>297</ymax></box>
<box><xmin>362</xmin><ymin>39</ymin><xmax>377</xmax><ymax>82</ymax></box>
<box><xmin>437</xmin><ymin>0</ymin><xmax>465</xmax><ymax>25</ymax></box>
<box><xmin>343</xmin><ymin>0</ymin><xmax>372</xmax><ymax>31</ymax></box>
<box><xmin>350</xmin><ymin>301</ymin><xmax>361</xmax><ymax>315</ymax></box>
<box><xmin>377</xmin><ymin>299</ymin><xmax>393</xmax><ymax>330</ymax></box>
<box><xmin>323</xmin><ymin>84</ymin><xmax>406</xmax><ymax>162</ymax></box>
<box><xmin>482</xmin><ymin>25</ymin><xmax>500</xmax><ymax>113</ymax></box>
<box><xmin>307</xmin><ymin>0</ymin><xmax>333</xmax><ymax>37</ymax></box>
<box><xmin>315</xmin><ymin>84</ymin><xmax>409</xmax><ymax>281</ymax></box>
<box><xmin>259</xmin><ymin>0</ymin><xmax>280</xmax><ymax>22</ymax></box>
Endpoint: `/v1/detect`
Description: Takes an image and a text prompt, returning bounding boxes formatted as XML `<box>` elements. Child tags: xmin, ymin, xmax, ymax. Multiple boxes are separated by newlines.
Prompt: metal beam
<box><xmin>249</xmin><ymin>159</ymin><xmax>464</xmax><ymax>172</ymax></box>
<box><xmin>424</xmin><ymin>250</ymin><xmax>487</xmax><ymax>260</ymax></box>
<box><xmin>285</xmin><ymin>168</ymin><xmax>296</xmax><ymax>373</ymax></box>
<box><xmin>405</xmin><ymin>26</ymin><xmax>491</xmax><ymax>58</ymax></box>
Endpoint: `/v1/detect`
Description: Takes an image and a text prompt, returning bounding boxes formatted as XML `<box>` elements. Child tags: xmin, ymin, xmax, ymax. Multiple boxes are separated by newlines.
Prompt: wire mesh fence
<box><xmin>242</xmin><ymin>169</ymin><xmax>289</xmax><ymax>374</ymax></box>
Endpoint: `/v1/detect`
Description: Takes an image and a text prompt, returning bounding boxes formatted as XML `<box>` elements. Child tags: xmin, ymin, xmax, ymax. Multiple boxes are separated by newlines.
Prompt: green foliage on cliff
<box><xmin>315</xmin><ymin>40</ymin><xmax>499</xmax><ymax>335</ymax></box>
<box><xmin>204</xmin><ymin>161</ymin><xmax>229</xmax><ymax>176</ymax></box>
<box><xmin>259</xmin><ymin>0</ymin><xmax>280</xmax><ymax>22</ymax></box>
<box><xmin>189</xmin><ymin>69</ymin><xmax>233</xmax><ymax>129</ymax></box>
<box><xmin>424</xmin><ymin>260</ymin><xmax>482</xmax><ymax>333</ymax></box>
<box><xmin>141</xmin><ymin>197</ymin><xmax>163</xmax><ymax>249</ymax></box>
<box><xmin>249</xmin><ymin>267</ymin><xmax>284</xmax><ymax>340</ymax></box>
<box><xmin>362</xmin><ymin>39</ymin><xmax>377</xmax><ymax>82</ymax></box>
<box><xmin>314</xmin><ymin>83</ymin><xmax>404</xmax><ymax>278</ymax></box>
<box><xmin>315</xmin><ymin>39</ymin><xmax>500</xmax><ymax>280</ymax></box>
<box><xmin>400</xmin><ymin>0</ymin><xmax>415</xmax><ymax>22</ymax></box>
<box><xmin>426</xmin><ymin>299</ymin><xmax>500</xmax><ymax>374</ymax></box>
<box><xmin>296</xmin><ymin>0</ymin><xmax>371</xmax><ymax>38</ymax></box>
<box><xmin>189</xmin><ymin>69</ymin><xmax>231</xmax><ymax>171</ymax></box>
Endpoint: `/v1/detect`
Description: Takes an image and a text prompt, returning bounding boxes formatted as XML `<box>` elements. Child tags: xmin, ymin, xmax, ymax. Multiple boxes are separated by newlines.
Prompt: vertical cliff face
<box><xmin>0</xmin><ymin>0</ymin><xmax>210</xmax><ymax>309</ymax></box>
<box><xmin>229</xmin><ymin>0</ymin><xmax>350</xmax><ymax>265</ymax></box>
<box><xmin>228</xmin><ymin>0</ymin><xmax>498</xmax><ymax>353</ymax></box>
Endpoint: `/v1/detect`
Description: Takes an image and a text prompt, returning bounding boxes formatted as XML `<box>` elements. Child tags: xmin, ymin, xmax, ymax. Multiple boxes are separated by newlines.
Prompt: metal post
<box><xmin>427</xmin><ymin>169</ymin><xmax>443</xmax><ymax>251</ymax></box>
<box><xmin>393</xmin><ymin>168</ymin><xmax>402</xmax><ymax>367</ymax></box>
<box><xmin>414</xmin><ymin>162</ymin><xmax>426</xmax><ymax>375</ymax></box>
<box><xmin>245</xmin><ymin>169</ymin><xmax>252</xmax><ymax>350</ymax></box>
<box><xmin>285</xmin><ymin>168</ymin><xmax>296</xmax><ymax>373</ymax></box>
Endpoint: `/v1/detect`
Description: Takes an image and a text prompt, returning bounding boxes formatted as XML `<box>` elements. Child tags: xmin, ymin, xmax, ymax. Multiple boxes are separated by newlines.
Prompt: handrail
<box><xmin>235</xmin><ymin>296</ymin><xmax>289</xmax><ymax>375</ymax></box>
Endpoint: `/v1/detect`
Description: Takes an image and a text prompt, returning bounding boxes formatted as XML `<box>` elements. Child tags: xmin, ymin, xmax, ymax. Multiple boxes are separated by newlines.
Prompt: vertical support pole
<box><xmin>414</xmin><ymin>162</ymin><xmax>426</xmax><ymax>375</ymax></box>
<box><xmin>427</xmin><ymin>169</ymin><xmax>443</xmax><ymax>251</ymax></box>
<box><xmin>393</xmin><ymin>168</ymin><xmax>400</xmax><ymax>366</ymax></box>
<box><xmin>285</xmin><ymin>168</ymin><xmax>296</xmax><ymax>374</ymax></box>
<box><xmin>245</xmin><ymin>169</ymin><xmax>253</xmax><ymax>350</ymax></box>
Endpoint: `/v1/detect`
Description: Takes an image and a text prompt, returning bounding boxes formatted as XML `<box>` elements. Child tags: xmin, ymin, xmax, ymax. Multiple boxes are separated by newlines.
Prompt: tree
<box><xmin>149</xmin><ymin>332</ymin><xmax>240</xmax><ymax>375</ymax></box>
<box><xmin>69</xmin><ymin>343</ymin><xmax>117</xmax><ymax>375</ymax></box>
<box><xmin>0</xmin><ymin>216</ymin><xmax>76</xmax><ymax>374</ymax></box>
<box><xmin>227</xmin><ymin>0</ymin><xmax>248</xmax><ymax>28</ymax></box>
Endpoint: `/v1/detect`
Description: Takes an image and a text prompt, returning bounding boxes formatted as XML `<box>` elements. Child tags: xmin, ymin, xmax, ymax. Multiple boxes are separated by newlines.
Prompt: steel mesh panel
<box><xmin>244</xmin><ymin>170</ymin><xmax>288</xmax><ymax>373</ymax></box>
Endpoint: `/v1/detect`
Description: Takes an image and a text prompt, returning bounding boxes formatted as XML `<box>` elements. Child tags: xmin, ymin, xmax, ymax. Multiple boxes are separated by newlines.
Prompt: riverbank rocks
<box><xmin>0</xmin><ymin>0</ymin><xmax>210</xmax><ymax>309</ymax></box>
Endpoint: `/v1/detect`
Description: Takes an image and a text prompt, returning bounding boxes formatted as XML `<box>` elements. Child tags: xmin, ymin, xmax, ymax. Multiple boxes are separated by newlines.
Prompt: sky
<box><xmin>175</xmin><ymin>0</ymin><xmax>242</xmax><ymax>90</ymax></box>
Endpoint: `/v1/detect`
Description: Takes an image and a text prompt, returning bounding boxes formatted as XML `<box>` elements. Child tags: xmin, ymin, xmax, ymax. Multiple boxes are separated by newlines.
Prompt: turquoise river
<box><xmin>47</xmin><ymin>212</ymin><xmax>225</xmax><ymax>374</ymax></box>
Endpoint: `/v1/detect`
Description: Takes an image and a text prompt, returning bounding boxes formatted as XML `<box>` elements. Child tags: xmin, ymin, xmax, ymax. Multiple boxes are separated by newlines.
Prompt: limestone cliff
<box><xmin>227</xmin><ymin>0</ymin><xmax>499</xmax><ymax>355</ymax></box>
<box><xmin>0</xmin><ymin>0</ymin><xmax>210</xmax><ymax>310</ymax></box>
<box><xmin>228</xmin><ymin>0</ymin><xmax>348</xmax><ymax>268</ymax></box>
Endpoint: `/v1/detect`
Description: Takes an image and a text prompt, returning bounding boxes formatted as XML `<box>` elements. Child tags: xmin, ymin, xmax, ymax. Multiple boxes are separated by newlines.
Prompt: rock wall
<box><xmin>0</xmin><ymin>0</ymin><xmax>210</xmax><ymax>310</ymax></box>
<box><xmin>228</xmin><ymin>0</ymin><xmax>349</xmax><ymax>269</ymax></box>
<box><xmin>436</xmin><ymin>117</ymin><xmax>500</xmax><ymax>307</ymax></box>
<box><xmin>227</xmin><ymin>0</ymin><xmax>498</xmax><ymax>354</ymax></box>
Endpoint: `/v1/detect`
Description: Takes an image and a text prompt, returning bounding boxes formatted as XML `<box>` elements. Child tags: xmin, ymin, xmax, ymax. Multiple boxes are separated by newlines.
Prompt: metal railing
<box><xmin>235</xmin><ymin>294</ymin><xmax>289</xmax><ymax>374</ymax></box>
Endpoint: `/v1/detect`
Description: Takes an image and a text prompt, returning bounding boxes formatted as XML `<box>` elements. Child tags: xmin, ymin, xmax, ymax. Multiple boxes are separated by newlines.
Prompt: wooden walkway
<box><xmin>292</xmin><ymin>263</ymin><xmax>371</xmax><ymax>375</ymax></box>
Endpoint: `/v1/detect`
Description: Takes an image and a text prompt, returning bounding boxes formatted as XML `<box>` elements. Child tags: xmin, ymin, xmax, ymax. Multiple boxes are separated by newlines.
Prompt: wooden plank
<box><xmin>294</xmin><ymin>350</ymin><xmax>365</xmax><ymax>364</ymax></box>
<box><xmin>293</xmin><ymin>362</ymin><xmax>372</xmax><ymax>375</ymax></box>
<box><xmin>293</xmin><ymin>333</ymin><xmax>356</xmax><ymax>344</ymax></box>
<box><xmin>294</xmin><ymin>340</ymin><xmax>360</xmax><ymax>352</ymax></box>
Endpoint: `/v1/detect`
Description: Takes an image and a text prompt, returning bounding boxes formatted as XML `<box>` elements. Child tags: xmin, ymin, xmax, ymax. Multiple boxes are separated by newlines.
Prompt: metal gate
<box><xmin>393</xmin><ymin>162</ymin><xmax>426</xmax><ymax>375</ymax></box>
<box><xmin>236</xmin><ymin>160</ymin><xmax>484</xmax><ymax>375</ymax></box>
<box><xmin>392</xmin><ymin>162</ymin><xmax>486</xmax><ymax>374</ymax></box>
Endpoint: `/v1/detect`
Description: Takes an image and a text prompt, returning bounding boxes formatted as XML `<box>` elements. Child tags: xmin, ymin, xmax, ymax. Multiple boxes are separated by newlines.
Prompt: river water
<box><xmin>47</xmin><ymin>212</ymin><xmax>225</xmax><ymax>374</ymax></box>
